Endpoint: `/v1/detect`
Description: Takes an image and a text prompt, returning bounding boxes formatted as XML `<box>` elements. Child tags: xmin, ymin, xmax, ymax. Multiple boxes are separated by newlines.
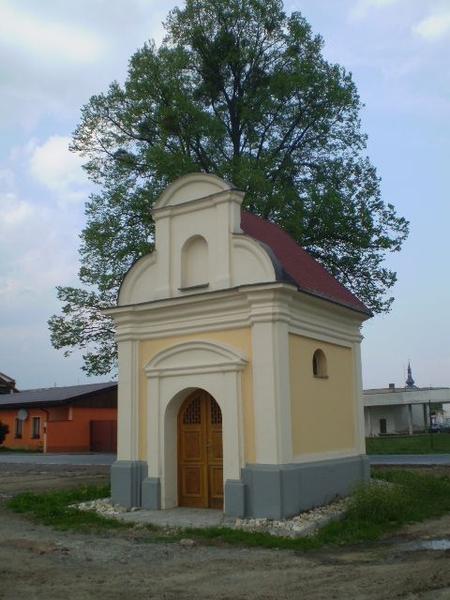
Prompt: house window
<box><xmin>379</xmin><ymin>418</ymin><xmax>387</xmax><ymax>434</ymax></box>
<box><xmin>312</xmin><ymin>349</ymin><xmax>328</xmax><ymax>378</ymax></box>
<box><xmin>32</xmin><ymin>417</ymin><xmax>41</xmax><ymax>439</ymax></box>
<box><xmin>15</xmin><ymin>419</ymin><xmax>23</xmax><ymax>439</ymax></box>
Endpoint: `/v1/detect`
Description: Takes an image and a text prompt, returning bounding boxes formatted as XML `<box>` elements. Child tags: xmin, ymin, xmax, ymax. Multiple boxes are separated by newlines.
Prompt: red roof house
<box><xmin>0</xmin><ymin>382</ymin><xmax>117</xmax><ymax>453</ymax></box>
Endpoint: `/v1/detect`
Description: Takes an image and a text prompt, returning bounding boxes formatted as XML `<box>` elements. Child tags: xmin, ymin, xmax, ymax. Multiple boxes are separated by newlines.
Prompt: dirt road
<box><xmin>1</xmin><ymin>465</ymin><xmax>450</xmax><ymax>600</ymax></box>
<box><xmin>0</xmin><ymin>462</ymin><xmax>110</xmax><ymax>495</ymax></box>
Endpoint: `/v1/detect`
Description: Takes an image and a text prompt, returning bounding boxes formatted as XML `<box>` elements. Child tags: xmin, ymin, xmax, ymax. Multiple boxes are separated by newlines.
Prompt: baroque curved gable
<box><xmin>118</xmin><ymin>173</ymin><xmax>276</xmax><ymax>306</ymax></box>
<box><xmin>154</xmin><ymin>173</ymin><xmax>234</xmax><ymax>210</ymax></box>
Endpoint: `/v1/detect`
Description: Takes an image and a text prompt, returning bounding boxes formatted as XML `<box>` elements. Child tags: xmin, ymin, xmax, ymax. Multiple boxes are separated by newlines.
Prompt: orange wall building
<box><xmin>0</xmin><ymin>382</ymin><xmax>117</xmax><ymax>453</ymax></box>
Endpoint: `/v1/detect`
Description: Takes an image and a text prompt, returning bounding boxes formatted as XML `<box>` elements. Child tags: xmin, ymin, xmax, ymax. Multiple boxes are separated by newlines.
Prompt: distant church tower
<box><xmin>405</xmin><ymin>361</ymin><xmax>416</xmax><ymax>389</ymax></box>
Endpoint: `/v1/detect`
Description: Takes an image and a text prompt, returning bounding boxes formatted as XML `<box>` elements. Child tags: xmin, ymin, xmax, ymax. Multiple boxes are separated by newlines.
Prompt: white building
<box><xmin>364</xmin><ymin>364</ymin><xmax>450</xmax><ymax>436</ymax></box>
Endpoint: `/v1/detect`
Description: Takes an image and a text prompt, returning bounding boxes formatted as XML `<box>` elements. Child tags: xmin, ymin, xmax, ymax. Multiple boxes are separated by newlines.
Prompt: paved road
<box><xmin>369</xmin><ymin>454</ymin><xmax>450</xmax><ymax>465</ymax></box>
<box><xmin>0</xmin><ymin>453</ymin><xmax>116</xmax><ymax>466</ymax></box>
<box><xmin>1</xmin><ymin>452</ymin><xmax>449</xmax><ymax>467</ymax></box>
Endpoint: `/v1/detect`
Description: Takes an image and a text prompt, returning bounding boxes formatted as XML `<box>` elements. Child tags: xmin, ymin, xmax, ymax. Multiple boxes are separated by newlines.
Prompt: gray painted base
<box><xmin>111</xmin><ymin>460</ymin><xmax>147</xmax><ymax>509</ymax></box>
<box><xmin>111</xmin><ymin>455</ymin><xmax>369</xmax><ymax>518</ymax></box>
<box><xmin>224</xmin><ymin>479</ymin><xmax>246</xmax><ymax>518</ymax></box>
<box><xmin>142</xmin><ymin>477</ymin><xmax>161</xmax><ymax>510</ymax></box>
<box><xmin>239</xmin><ymin>455</ymin><xmax>369</xmax><ymax>519</ymax></box>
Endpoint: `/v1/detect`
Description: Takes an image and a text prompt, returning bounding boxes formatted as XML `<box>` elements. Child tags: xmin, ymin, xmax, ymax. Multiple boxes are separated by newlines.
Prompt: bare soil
<box><xmin>1</xmin><ymin>465</ymin><xmax>450</xmax><ymax>600</ymax></box>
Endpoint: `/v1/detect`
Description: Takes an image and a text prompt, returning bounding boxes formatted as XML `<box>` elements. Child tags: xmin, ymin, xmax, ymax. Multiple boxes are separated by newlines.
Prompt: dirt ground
<box><xmin>1</xmin><ymin>465</ymin><xmax>450</xmax><ymax>600</ymax></box>
<box><xmin>0</xmin><ymin>463</ymin><xmax>110</xmax><ymax>496</ymax></box>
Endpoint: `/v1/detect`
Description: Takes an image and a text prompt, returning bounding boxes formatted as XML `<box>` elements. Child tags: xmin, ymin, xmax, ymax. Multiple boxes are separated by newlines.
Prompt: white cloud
<box><xmin>29</xmin><ymin>135</ymin><xmax>89</xmax><ymax>204</ymax></box>
<box><xmin>0</xmin><ymin>0</ymin><xmax>177</xmax><ymax>131</ymax></box>
<box><xmin>350</xmin><ymin>0</ymin><xmax>402</xmax><ymax>20</ymax></box>
<box><xmin>0</xmin><ymin>159</ymin><xmax>88</xmax><ymax>388</ymax></box>
<box><xmin>413</xmin><ymin>12</ymin><xmax>450</xmax><ymax>41</ymax></box>
<box><xmin>0</xmin><ymin>167</ymin><xmax>15</xmax><ymax>189</ymax></box>
<box><xmin>0</xmin><ymin>1</ymin><xmax>106</xmax><ymax>63</ymax></box>
<box><xmin>0</xmin><ymin>190</ymin><xmax>80</xmax><ymax>299</ymax></box>
<box><xmin>0</xmin><ymin>186</ymin><xmax>90</xmax><ymax>387</ymax></box>
<box><xmin>1</xmin><ymin>193</ymin><xmax>34</xmax><ymax>227</ymax></box>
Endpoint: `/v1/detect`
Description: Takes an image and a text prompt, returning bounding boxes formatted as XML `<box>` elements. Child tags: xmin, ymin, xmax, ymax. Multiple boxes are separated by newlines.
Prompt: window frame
<box><xmin>32</xmin><ymin>416</ymin><xmax>41</xmax><ymax>439</ymax></box>
<box><xmin>312</xmin><ymin>349</ymin><xmax>328</xmax><ymax>379</ymax></box>
<box><xmin>15</xmin><ymin>418</ymin><xmax>23</xmax><ymax>439</ymax></box>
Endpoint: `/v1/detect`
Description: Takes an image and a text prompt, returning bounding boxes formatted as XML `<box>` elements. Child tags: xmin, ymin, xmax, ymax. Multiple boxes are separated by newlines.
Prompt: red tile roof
<box><xmin>240</xmin><ymin>211</ymin><xmax>371</xmax><ymax>316</ymax></box>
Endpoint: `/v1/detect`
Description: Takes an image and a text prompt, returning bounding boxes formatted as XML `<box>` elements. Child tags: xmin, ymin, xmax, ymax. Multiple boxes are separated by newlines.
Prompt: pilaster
<box><xmin>249</xmin><ymin>292</ymin><xmax>293</xmax><ymax>464</ymax></box>
<box><xmin>154</xmin><ymin>215</ymin><xmax>171</xmax><ymax>298</ymax></box>
<box><xmin>352</xmin><ymin>339</ymin><xmax>366</xmax><ymax>454</ymax></box>
<box><xmin>117</xmin><ymin>338</ymin><xmax>139</xmax><ymax>460</ymax></box>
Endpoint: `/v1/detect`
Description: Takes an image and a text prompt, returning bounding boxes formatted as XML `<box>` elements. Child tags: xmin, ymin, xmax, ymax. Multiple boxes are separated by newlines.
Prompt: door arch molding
<box><xmin>144</xmin><ymin>340</ymin><xmax>247</xmax><ymax>510</ymax></box>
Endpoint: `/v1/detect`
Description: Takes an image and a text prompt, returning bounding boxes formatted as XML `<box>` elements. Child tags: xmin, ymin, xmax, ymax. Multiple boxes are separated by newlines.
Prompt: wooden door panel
<box><xmin>208</xmin><ymin>465</ymin><xmax>224</xmax><ymax>509</ymax></box>
<box><xmin>182</xmin><ymin>430</ymin><xmax>202</xmax><ymax>461</ymax></box>
<box><xmin>182</xmin><ymin>466</ymin><xmax>202</xmax><ymax>495</ymax></box>
<box><xmin>206</xmin><ymin>395</ymin><xmax>223</xmax><ymax>509</ymax></box>
<box><xmin>178</xmin><ymin>390</ymin><xmax>223</xmax><ymax>509</ymax></box>
<box><xmin>209</xmin><ymin>430</ymin><xmax>223</xmax><ymax>461</ymax></box>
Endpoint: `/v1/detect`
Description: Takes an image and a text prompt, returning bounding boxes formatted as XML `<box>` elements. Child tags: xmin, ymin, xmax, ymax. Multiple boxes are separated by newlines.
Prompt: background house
<box><xmin>0</xmin><ymin>382</ymin><xmax>117</xmax><ymax>452</ymax></box>
<box><xmin>364</xmin><ymin>364</ymin><xmax>450</xmax><ymax>436</ymax></box>
<box><xmin>0</xmin><ymin>372</ymin><xmax>19</xmax><ymax>394</ymax></box>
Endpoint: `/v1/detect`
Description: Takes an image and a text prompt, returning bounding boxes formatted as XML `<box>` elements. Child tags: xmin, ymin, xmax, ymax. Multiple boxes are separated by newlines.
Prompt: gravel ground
<box><xmin>1</xmin><ymin>465</ymin><xmax>450</xmax><ymax>599</ymax></box>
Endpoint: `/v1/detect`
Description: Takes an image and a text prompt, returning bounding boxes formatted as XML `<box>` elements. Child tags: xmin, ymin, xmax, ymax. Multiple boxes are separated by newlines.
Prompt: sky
<box><xmin>0</xmin><ymin>0</ymin><xmax>449</xmax><ymax>390</ymax></box>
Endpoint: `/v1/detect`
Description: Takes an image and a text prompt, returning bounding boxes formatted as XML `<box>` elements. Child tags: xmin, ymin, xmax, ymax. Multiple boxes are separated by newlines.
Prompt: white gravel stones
<box><xmin>233</xmin><ymin>498</ymin><xmax>348</xmax><ymax>538</ymax></box>
<box><xmin>75</xmin><ymin>496</ymin><xmax>348</xmax><ymax>538</ymax></box>
<box><xmin>74</xmin><ymin>498</ymin><xmax>129</xmax><ymax>517</ymax></box>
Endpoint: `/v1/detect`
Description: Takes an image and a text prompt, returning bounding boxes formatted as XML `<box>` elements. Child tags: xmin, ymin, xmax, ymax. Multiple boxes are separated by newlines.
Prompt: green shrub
<box><xmin>347</xmin><ymin>481</ymin><xmax>412</xmax><ymax>525</ymax></box>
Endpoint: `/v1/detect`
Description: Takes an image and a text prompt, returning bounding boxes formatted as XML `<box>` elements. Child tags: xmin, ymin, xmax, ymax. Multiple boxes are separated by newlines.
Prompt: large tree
<box><xmin>49</xmin><ymin>0</ymin><xmax>409</xmax><ymax>375</ymax></box>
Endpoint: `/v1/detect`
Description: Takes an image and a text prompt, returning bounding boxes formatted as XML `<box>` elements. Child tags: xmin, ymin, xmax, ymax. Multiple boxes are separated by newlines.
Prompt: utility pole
<box><xmin>429</xmin><ymin>399</ymin><xmax>434</xmax><ymax>451</ymax></box>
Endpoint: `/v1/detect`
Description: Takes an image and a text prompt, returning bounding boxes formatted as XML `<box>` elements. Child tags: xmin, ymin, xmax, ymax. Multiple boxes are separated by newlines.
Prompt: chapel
<box><xmin>106</xmin><ymin>173</ymin><xmax>371</xmax><ymax>518</ymax></box>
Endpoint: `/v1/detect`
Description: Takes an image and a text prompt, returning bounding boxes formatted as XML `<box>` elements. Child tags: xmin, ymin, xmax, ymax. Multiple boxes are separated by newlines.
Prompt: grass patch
<box><xmin>7</xmin><ymin>486</ymin><xmax>126</xmax><ymax>532</ymax></box>
<box><xmin>312</xmin><ymin>469</ymin><xmax>450</xmax><ymax>547</ymax></box>
<box><xmin>178</xmin><ymin>526</ymin><xmax>320</xmax><ymax>550</ymax></box>
<box><xmin>179</xmin><ymin>470</ymin><xmax>450</xmax><ymax>549</ymax></box>
<box><xmin>366</xmin><ymin>433</ymin><xmax>450</xmax><ymax>454</ymax></box>
<box><xmin>7</xmin><ymin>471</ymin><xmax>450</xmax><ymax>550</ymax></box>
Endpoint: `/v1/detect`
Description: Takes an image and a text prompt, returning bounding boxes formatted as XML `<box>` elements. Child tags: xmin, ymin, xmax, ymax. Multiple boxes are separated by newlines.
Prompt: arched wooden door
<box><xmin>178</xmin><ymin>390</ymin><xmax>223</xmax><ymax>509</ymax></box>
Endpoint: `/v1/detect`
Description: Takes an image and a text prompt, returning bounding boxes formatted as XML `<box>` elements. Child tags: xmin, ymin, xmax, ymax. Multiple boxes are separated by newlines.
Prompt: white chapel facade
<box><xmin>106</xmin><ymin>173</ymin><xmax>371</xmax><ymax>518</ymax></box>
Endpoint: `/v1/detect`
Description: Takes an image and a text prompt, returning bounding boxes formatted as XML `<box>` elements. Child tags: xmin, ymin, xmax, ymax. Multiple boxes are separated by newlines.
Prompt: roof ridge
<box><xmin>18</xmin><ymin>381</ymin><xmax>117</xmax><ymax>393</ymax></box>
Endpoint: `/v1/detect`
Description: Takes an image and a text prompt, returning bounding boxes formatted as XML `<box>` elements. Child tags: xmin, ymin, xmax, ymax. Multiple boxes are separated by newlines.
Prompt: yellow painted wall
<box><xmin>289</xmin><ymin>334</ymin><xmax>356</xmax><ymax>456</ymax></box>
<box><xmin>138</xmin><ymin>328</ymin><xmax>255</xmax><ymax>462</ymax></box>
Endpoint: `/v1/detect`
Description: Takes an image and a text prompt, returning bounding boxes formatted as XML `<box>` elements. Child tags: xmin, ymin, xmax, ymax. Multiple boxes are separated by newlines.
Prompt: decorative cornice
<box><xmin>107</xmin><ymin>283</ymin><xmax>364</xmax><ymax>346</ymax></box>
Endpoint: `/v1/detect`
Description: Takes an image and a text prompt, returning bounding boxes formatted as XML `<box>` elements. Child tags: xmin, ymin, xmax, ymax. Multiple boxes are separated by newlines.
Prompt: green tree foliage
<box><xmin>49</xmin><ymin>0</ymin><xmax>409</xmax><ymax>375</ymax></box>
